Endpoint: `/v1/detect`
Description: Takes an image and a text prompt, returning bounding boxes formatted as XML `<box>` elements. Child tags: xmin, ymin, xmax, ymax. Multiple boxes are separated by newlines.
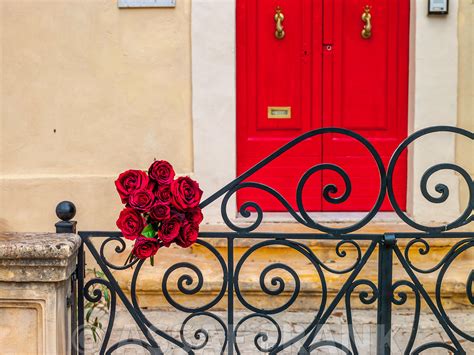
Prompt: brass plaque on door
<box><xmin>268</xmin><ymin>106</ymin><xmax>291</xmax><ymax>119</ymax></box>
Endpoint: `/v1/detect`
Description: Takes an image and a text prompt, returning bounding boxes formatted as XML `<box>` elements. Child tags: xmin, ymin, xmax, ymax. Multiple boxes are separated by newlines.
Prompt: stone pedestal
<box><xmin>0</xmin><ymin>233</ymin><xmax>81</xmax><ymax>355</ymax></box>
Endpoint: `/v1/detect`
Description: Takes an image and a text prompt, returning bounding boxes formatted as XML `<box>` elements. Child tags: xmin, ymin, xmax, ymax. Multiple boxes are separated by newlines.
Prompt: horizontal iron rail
<box><xmin>78</xmin><ymin>230</ymin><xmax>474</xmax><ymax>240</ymax></box>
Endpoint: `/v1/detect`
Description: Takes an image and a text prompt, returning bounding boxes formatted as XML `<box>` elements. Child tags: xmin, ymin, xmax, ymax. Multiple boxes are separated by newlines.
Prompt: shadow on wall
<box><xmin>0</xmin><ymin>220</ymin><xmax>12</xmax><ymax>232</ymax></box>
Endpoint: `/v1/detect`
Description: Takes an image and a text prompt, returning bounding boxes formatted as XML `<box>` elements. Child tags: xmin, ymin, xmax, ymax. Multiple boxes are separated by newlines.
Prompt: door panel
<box><xmin>256</xmin><ymin>0</ymin><xmax>304</xmax><ymax>132</ymax></box>
<box><xmin>321</xmin><ymin>0</ymin><xmax>409</xmax><ymax>211</ymax></box>
<box><xmin>237</xmin><ymin>0</ymin><xmax>323</xmax><ymax>211</ymax></box>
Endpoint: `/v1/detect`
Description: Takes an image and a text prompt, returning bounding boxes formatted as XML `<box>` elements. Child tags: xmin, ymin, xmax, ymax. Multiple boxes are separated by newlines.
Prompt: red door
<box><xmin>237</xmin><ymin>0</ymin><xmax>409</xmax><ymax>212</ymax></box>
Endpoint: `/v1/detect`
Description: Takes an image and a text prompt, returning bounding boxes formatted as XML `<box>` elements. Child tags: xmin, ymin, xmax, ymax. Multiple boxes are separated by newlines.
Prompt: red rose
<box><xmin>128</xmin><ymin>188</ymin><xmax>156</xmax><ymax>212</ymax></box>
<box><xmin>171</xmin><ymin>177</ymin><xmax>203</xmax><ymax>211</ymax></box>
<box><xmin>155</xmin><ymin>185</ymin><xmax>172</xmax><ymax>205</ymax></box>
<box><xmin>186</xmin><ymin>207</ymin><xmax>203</xmax><ymax>225</ymax></box>
<box><xmin>176</xmin><ymin>222</ymin><xmax>199</xmax><ymax>248</ymax></box>
<box><xmin>148</xmin><ymin>160</ymin><xmax>175</xmax><ymax>185</ymax></box>
<box><xmin>150</xmin><ymin>203</ymin><xmax>171</xmax><ymax>221</ymax></box>
<box><xmin>132</xmin><ymin>236</ymin><xmax>160</xmax><ymax>260</ymax></box>
<box><xmin>158</xmin><ymin>215</ymin><xmax>182</xmax><ymax>246</ymax></box>
<box><xmin>115</xmin><ymin>170</ymin><xmax>149</xmax><ymax>204</ymax></box>
<box><xmin>171</xmin><ymin>208</ymin><xmax>186</xmax><ymax>221</ymax></box>
<box><xmin>116</xmin><ymin>207</ymin><xmax>145</xmax><ymax>240</ymax></box>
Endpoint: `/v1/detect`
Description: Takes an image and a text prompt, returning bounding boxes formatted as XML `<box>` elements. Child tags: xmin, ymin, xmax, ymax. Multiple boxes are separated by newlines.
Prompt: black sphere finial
<box><xmin>56</xmin><ymin>201</ymin><xmax>76</xmax><ymax>221</ymax></box>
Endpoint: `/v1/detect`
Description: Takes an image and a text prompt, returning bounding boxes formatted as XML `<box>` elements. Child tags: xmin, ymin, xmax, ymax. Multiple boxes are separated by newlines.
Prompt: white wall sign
<box><xmin>118</xmin><ymin>0</ymin><xmax>176</xmax><ymax>8</ymax></box>
<box><xmin>428</xmin><ymin>0</ymin><xmax>449</xmax><ymax>14</ymax></box>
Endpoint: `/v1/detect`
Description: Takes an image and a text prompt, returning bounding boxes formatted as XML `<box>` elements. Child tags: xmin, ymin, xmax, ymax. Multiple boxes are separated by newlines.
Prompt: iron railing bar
<box><xmin>79</xmin><ymin>230</ymin><xmax>384</xmax><ymax>240</ymax></box>
<box><xmin>200</xmin><ymin>233</ymin><xmax>383</xmax><ymax>240</ymax></box>
<box><xmin>376</xmin><ymin>234</ymin><xmax>395</xmax><ymax>355</ymax></box>
<box><xmin>69</xmin><ymin>274</ymin><xmax>77</xmax><ymax>355</ymax></box>
<box><xmin>392</xmin><ymin>232</ymin><xmax>474</xmax><ymax>238</ymax></box>
<box><xmin>77</xmin><ymin>243</ymin><xmax>85</xmax><ymax>355</ymax></box>
<box><xmin>78</xmin><ymin>230</ymin><xmax>474</xmax><ymax>240</ymax></box>
<box><xmin>227</xmin><ymin>237</ymin><xmax>235</xmax><ymax>355</ymax></box>
<box><xmin>78</xmin><ymin>231</ymin><xmax>122</xmax><ymax>237</ymax></box>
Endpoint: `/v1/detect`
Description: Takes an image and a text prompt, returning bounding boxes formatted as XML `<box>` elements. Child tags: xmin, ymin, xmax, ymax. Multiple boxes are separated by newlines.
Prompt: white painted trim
<box><xmin>407</xmin><ymin>0</ymin><xmax>460</xmax><ymax>223</ymax></box>
<box><xmin>192</xmin><ymin>0</ymin><xmax>237</xmax><ymax>223</ymax></box>
<box><xmin>192</xmin><ymin>0</ymin><xmax>460</xmax><ymax>225</ymax></box>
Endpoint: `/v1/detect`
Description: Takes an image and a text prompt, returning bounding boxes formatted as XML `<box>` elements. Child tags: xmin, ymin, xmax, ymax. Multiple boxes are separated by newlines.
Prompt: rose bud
<box><xmin>185</xmin><ymin>207</ymin><xmax>204</xmax><ymax>225</ymax></box>
<box><xmin>148</xmin><ymin>160</ymin><xmax>175</xmax><ymax>185</ymax></box>
<box><xmin>171</xmin><ymin>176</ymin><xmax>203</xmax><ymax>211</ymax></box>
<box><xmin>128</xmin><ymin>188</ymin><xmax>156</xmax><ymax>212</ymax></box>
<box><xmin>132</xmin><ymin>236</ymin><xmax>160</xmax><ymax>260</ymax></box>
<box><xmin>115</xmin><ymin>170</ymin><xmax>149</xmax><ymax>204</ymax></box>
<box><xmin>155</xmin><ymin>184</ymin><xmax>172</xmax><ymax>205</ymax></box>
<box><xmin>150</xmin><ymin>203</ymin><xmax>171</xmax><ymax>221</ymax></box>
<box><xmin>176</xmin><ymin>222</ymin><xmax>199</xmax><ymax>248</ymax></box>
<box><xmin>116</xmin><ymin>207</ymin><xmax>145</xmax><ymax>241</ymax></box>
<box><xmin>157</xmin><ymin>215</ymin><xmax>182</xmax><ymax>246</ymax></box>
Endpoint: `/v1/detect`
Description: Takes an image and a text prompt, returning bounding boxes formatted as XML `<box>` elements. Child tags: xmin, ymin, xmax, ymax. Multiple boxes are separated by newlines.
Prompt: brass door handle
<box><xmin>274</xmin><ymin>6</ymin><xmax>285</xmax><ymax>40</ymax></box>
<box><xmin>361</xmin><ymin>5</ymin><xmax>372</xmax><ymax>39</ymax></box>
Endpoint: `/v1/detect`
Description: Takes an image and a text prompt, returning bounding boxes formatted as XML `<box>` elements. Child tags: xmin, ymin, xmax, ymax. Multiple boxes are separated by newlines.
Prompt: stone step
<box><xmin>90</xmin><ymin>223</ymin><xmax>473</xmax><ymax>311</ymax></box>
<box><xmin>118</xmin><ymin>263</ymin><xmax>471</xmax><ymax>311</ymax></box>
<box><xmin>108</xmin><ymin>245</ymin><xmax>472</xmax><ymax>311</ymax></box>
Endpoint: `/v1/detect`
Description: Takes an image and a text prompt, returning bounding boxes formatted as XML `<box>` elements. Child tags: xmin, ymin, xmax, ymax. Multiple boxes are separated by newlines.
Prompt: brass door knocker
<box><xmin>361</xmin><ymin>5</ymin><xmax>372</xmax><ymax>39</ymax></box>
<box><xmin>274</xmin><ymin>6</ymin><xmax>285</xmax><ymax>39</ymax></box>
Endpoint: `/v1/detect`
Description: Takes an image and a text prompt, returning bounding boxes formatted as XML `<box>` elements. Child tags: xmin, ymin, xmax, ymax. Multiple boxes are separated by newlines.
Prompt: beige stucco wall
<box><xmin>0</xmin><ymin>0</ymin><xmax>472</xmax><ymax>232</ymax></box>
<box><xmin>0</xmin><ymin>0</ymin><xmax>192</xmax><ymax>231</ymax></box>
<box><xmin>457</xmin><ymin>0</ymin><xmax>474</xmax><ymax>211</ymax></box>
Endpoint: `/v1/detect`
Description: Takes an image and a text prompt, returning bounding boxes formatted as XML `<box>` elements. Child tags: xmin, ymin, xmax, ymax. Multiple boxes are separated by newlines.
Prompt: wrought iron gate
<box><xmin>56</xmin><ymin>126</ymin><xmax>473</xmax><ymax>354</ymax></box>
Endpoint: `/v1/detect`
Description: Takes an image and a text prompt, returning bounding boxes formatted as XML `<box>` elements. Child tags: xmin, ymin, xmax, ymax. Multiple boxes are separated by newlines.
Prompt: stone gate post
<box><xmin>0</xmin><ymin>232</ymin><xmax>81</xmax><ymax>354</ymax></box>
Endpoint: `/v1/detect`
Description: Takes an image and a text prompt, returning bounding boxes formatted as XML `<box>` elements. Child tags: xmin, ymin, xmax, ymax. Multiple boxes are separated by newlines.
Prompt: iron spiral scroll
<box><xmin>59</xmin><ymin>125</ymin><xmax>473</xmax><ymax>354</ymax></box>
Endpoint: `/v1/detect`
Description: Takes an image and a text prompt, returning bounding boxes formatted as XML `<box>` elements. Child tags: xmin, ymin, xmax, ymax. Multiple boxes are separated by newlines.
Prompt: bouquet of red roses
<box><xmin>115</xmin><ymin>160</ymin><xmax>203</xmax><ymax>263</ymax></box>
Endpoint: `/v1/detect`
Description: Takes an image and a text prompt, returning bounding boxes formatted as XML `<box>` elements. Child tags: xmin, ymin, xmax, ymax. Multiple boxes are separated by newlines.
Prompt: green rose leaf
<box><xmin>141</xmin><ymin>224</ymin><xmax>156</xmax><ymax>239</ymax></box>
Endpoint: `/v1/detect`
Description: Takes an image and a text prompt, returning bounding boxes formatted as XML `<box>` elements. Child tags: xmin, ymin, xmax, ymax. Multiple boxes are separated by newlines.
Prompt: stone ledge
<box><xmin>199</xmin><ymin>222</ymin><xmax>474</xmax><ymax>248</ymax></box>
<box><xmin>0</xmin><ymin>233</ymin><xmax>81</xmax><ymax>282</ymax></box>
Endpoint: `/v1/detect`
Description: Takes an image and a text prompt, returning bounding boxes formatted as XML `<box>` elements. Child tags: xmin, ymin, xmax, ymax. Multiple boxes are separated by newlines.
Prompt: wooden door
<box><xmin>236</xmin><ymin>0</ymin><xmax>409</xmax><ymax>212</ymax></box>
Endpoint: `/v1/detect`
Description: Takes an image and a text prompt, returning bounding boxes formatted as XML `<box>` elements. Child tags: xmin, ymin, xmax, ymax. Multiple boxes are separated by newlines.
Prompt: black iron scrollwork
<box><xmin>395</xmin><ymin>237</ymin><xmax>474</xmax><ymax>353</ymax></box>
<box><xmin>234</xmin><ymin>314</ymin><xmax>282</xmax><ymax>354</ymax></box>
<box><xmin>180</xmin><ymin>312</ymin><xmax>228</xmax><ymax>354</ymax></box>
<box><xmin>83</xmin><ymin>278</ymin><xmax>117</xmax><ymax>354</ymax></box>
<box><xmin>391</xmin><ymin>280</ymin><xmax>421</xmax><ymax>354</ymax></box>
<box><xmin>387</xmin><ymin>126</ymin><xmax>473</xmax><ymax>233</ymax></box>
<box><xmin>345</xmin><ymin>279</ymin><xmax>378</xmax><ymax>354</ymax></box>
<box><xmin>99</xmin><ymin>236</ymin><xmax>140</xmax><ymax>270</ymax></box>
<box><xmin>210</xmin><ymin>127</ymin><xmax>388</xmax><ymax>235</ymax></box>
<box><xmin>61</xmin><ymin>125</ymin><xmax>473</xmax><ymax>354</ymax></box>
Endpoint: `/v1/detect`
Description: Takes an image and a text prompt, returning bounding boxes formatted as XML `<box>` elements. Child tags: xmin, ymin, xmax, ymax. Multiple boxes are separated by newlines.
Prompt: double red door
<box><xmin>237</xmin><ymin>0</ymin><xmax>409</xmax><ymax>211</ymax></box>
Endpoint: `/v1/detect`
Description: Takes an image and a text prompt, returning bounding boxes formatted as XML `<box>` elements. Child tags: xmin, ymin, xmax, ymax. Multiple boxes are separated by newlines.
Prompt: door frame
<box><xmin>191</xmin><ymin>0</ymin><xmax>461</xmax><ymax>225</ymax></box>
